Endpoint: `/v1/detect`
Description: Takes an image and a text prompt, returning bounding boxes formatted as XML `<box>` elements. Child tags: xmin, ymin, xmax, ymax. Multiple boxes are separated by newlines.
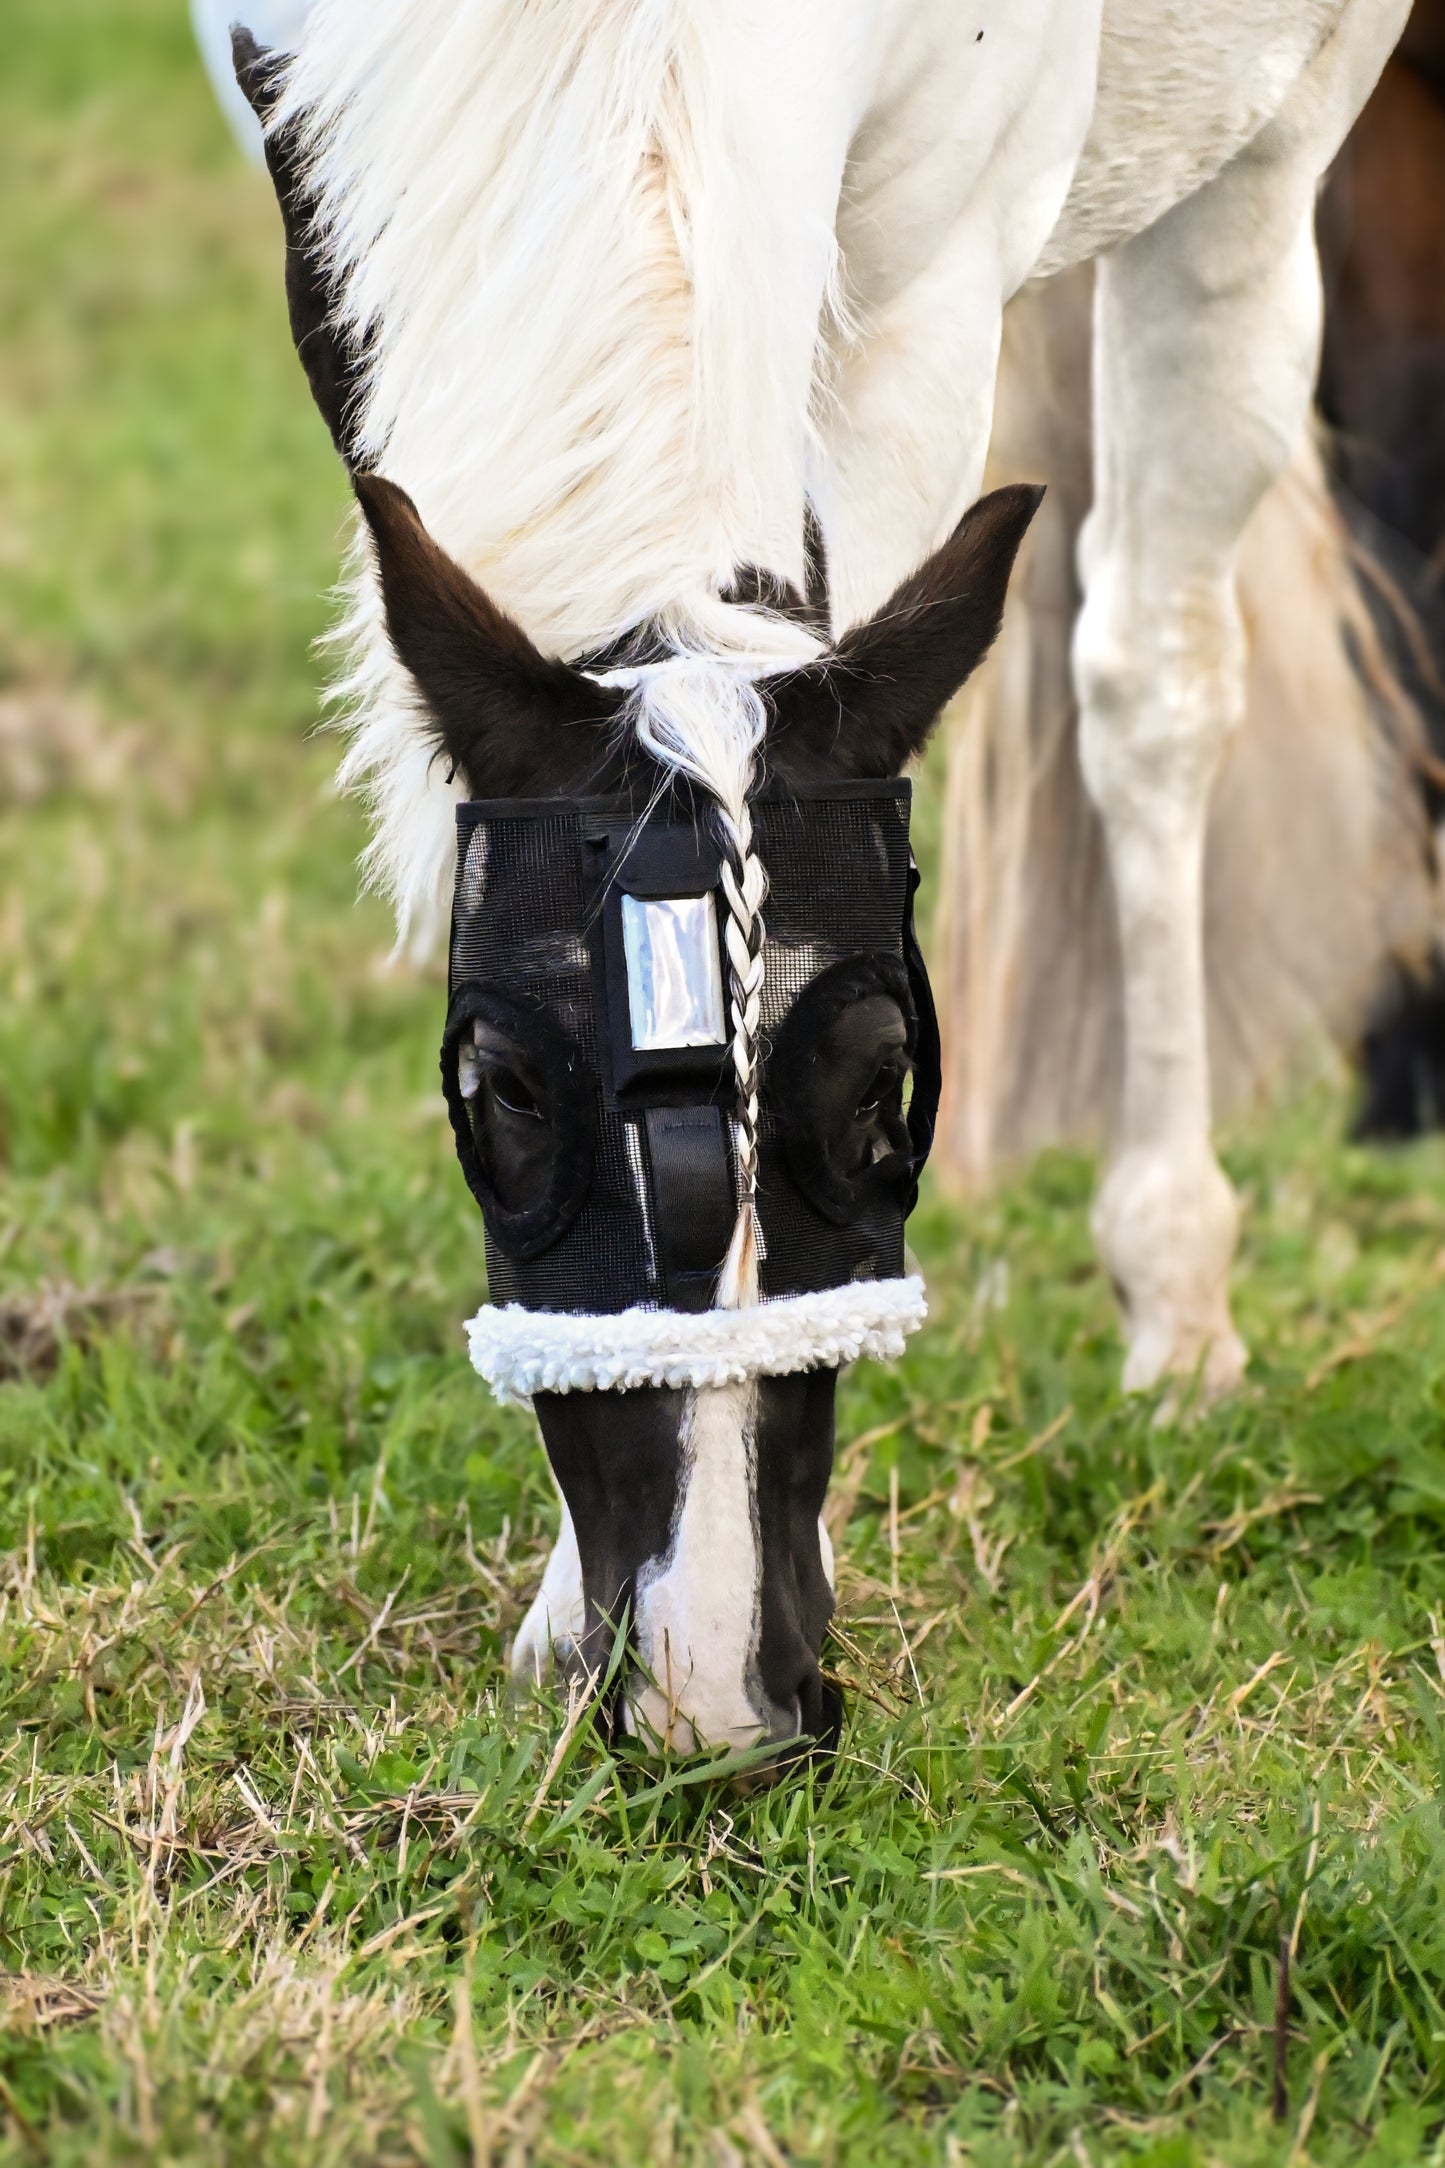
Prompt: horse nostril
<box><xmin>729</xmin><ymin>1681</ymin><xmax>837</xmax><ymax>1791</ymax></box>
<box><xmin>729</xmin><ymin>1758</ymin><xmax>789</xmax><ymax>1797</ymax></box>
<box><xmin>794</xmin><ymin>1665</ymin><xmax>843</xmax><ymax>1755</ymax></box>
<box><xmin>769</xmin><ymin>1692</ymin><xmax>804</xmax><ymax>1745</ymax></box>
<box><xmin>723</xmin><ymin>1692</ymin><xmax>803</xmax><ymax>1794</ymax></box>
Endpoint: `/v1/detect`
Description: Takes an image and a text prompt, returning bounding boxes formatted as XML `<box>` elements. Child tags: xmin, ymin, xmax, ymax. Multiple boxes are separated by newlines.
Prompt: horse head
<box><xmin>358</xmin><ymin>474</ymin><xmax>1039</xmax><ymax>1757</ymax></box>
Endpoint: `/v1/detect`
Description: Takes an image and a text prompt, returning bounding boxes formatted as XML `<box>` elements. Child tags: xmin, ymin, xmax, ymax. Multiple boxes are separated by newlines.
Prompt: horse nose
<box><xmin>727</xmin><ymin>1694</ymin><xmax>801</xmax><ymax>1794</ymax></box>
<box><xmin>728</xmin><ymin>1672</ymin><xmax>842</xmax><ymax>1791</ymax></box>
<box><xmin>762</xmin><ymin>1635</ymin><xmax>835</xmax><ymax>1749</ymax></box>
<box><xmin>747</xmin><ymin>1648</ymin><xmax>836</xmax><ymax>1761</ymax></box>
<box><xmin>761</xmin><ymin>1690</ymin><xmax>804</xmax><ymax>1745</ymax></box>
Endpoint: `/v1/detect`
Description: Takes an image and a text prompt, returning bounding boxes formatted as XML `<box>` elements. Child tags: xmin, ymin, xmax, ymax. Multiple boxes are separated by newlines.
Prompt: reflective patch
<box><xmin>621</xmin><ymin>892</ymin><xmax>726</xmax><ymax>1051</ymax></box>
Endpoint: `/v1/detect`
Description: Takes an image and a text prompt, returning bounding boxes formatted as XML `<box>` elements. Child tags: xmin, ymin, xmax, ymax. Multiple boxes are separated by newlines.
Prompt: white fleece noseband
<box><xmin>465</xmin><ymin>1274</ymin><xmax>926</xmax><ymax>1405</ymax></box>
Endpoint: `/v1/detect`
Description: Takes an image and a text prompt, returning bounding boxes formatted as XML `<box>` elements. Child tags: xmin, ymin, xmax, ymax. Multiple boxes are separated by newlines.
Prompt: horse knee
<box><xmin>1073</xmin><ymin>567</ymin><xmax>1245</xmax><ymax>834</ymax></box>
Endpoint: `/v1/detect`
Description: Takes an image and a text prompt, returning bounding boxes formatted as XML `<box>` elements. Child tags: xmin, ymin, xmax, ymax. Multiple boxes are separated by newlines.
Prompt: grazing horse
<box><xmin>238</xmin><ymin>0</ymin><xmax>1409</xmax><ymax>1756</ymax></box>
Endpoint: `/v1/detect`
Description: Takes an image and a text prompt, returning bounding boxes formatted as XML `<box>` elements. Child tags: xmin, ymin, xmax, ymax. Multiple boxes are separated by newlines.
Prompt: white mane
<box><xmin>278</xmin><ymin>0</ymin><xmax>840</xmax><ymax>943</ymax></box>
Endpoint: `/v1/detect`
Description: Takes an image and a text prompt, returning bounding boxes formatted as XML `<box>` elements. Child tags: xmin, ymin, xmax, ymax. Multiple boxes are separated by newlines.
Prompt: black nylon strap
<box><xmin>903</xmin><ymin>855</ymin><xmax>941</xmax><ymax>1212</ymax></box>
<box><xmin>643</xmin><ymin>1104</ymin><xmax>736</xmax><ymax>1312</ymax></box>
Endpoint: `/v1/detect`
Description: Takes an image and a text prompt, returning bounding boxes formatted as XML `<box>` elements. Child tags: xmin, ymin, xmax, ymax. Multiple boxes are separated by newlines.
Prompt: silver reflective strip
<box><xmin>622</xmin><ymin>1119</ymin><xmax>660</xmax><ymax>1288</ymax></box>
<box><xmin>621</xmin><ymin>892</ymin><xmax>726</xmax><ymax>1050</ymax></box>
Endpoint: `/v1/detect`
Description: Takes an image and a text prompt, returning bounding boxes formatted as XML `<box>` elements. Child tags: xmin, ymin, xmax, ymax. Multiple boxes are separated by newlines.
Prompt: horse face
<box><xmin>529</xmin><ymin>1372</ymin><xmax>840</xmax><ymax>1754</ymax></box>
<box><xmin>401</xmin><ymin>468</ymin><xmax>1042</xmax><ymax>1759</ymax></box>
<box><xmin>404</xmin><ymin>465</ymin><xmax>1036</xmax><ymax>1758</ymax></box>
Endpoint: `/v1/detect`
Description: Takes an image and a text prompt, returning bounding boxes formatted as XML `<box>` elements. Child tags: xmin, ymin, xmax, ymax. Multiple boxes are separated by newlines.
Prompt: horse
<box><xmin>1320</xmin><ymin>0</ymin><xmax>1445</xmax><ymax>569</ymax></box>
<box><xmin>235</xmin><ymin>0</ymin><xmax>1413</xmax><ymax>1758</ymax></box>
<box><xmin>938</xmin><ymin>0</ymin><xmax>1445</xmax><ymax>1183</ymax></box>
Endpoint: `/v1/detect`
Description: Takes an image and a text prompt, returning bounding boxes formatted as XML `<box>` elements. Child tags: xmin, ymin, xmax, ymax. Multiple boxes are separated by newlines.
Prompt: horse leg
<box><xmin>1077</xmin><ymin>6</ymin><xmax>1407</xmax><ymax>1403</ymax></box>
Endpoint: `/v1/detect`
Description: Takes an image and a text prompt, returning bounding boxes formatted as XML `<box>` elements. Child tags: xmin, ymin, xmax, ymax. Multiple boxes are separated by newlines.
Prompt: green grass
<box><xmin>5</xmin><ymin>6</ymin><xmax>1445</xmax><ymax>2161</ymax></box>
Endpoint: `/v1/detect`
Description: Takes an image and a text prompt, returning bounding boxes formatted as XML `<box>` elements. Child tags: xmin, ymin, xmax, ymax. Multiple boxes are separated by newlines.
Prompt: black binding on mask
<box><xmin>440</xmin><ymin>985</ymin><xmax>595</xmax><ymax>1260</ymax></box>
<box><xmin>902</xmin><ymin>854</ymin><xmax>942</xmax><ymax>1213</ymax></box>
<box><xmin>767</xmin><ymin>955</ymin><xmax>918</xmax><ymax>1226</ymax></box>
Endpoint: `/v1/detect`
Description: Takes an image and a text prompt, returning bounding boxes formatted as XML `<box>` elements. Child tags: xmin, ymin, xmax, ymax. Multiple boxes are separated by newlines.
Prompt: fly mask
<box><xmin>446</xmin><ymin>781</ymin><xmax>938</xmax><ymax>1396</ymax></box>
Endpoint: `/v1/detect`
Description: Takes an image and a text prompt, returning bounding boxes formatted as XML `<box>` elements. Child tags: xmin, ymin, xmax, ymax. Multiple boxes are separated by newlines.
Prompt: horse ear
<box><xmin>353</xmin><ymin>474</ymin><xmax>626</xmax><ymax>799</ymax></box>
<box><xmin>764</xmin><ymin>484</ymin><xmax>1043</xmax><ymax>782</ymax></box>
<box><xmin>232</xmin><ymin>28</ymin><xmax>367</xmax><ymax>468</ymax></box>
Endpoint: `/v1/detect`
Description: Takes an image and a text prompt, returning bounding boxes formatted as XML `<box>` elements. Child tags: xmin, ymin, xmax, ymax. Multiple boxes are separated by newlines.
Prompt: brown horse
<box><xmin>1319</xmin><ymin>0</ymin><xmax>1445</xmax><ymax>1137</ymax></box>
<box><xmin>1319</xmin><ymin>0</ymin><xmax>1445</xmax><ymax>568</ymax></box>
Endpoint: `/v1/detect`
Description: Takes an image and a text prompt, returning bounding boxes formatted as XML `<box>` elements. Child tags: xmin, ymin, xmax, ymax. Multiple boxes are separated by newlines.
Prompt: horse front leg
<box><xmin>1075</xmin><ymin>21</ymin><xmax>1401</xmax><ymax>1404</ymax></box>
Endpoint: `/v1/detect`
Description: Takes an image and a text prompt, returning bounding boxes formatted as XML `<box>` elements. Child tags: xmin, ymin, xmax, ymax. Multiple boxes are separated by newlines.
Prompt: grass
<box><xmin>5</xmin><ymin>5</ymin><xmax>1445</xmax><ymax>2161</ymax></box>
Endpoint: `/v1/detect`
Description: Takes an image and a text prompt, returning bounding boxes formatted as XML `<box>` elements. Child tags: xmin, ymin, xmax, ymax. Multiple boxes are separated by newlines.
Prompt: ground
<box><xmin>4</xmin><ymin>5</ymin><xmax>1445</xmax><ymax>2163</ymax></box>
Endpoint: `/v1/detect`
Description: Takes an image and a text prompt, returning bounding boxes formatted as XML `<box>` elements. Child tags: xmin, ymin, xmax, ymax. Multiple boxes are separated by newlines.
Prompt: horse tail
<box><xmin>931</xmin><ymin>265</ymin><xmax>1440</xmax><ymax>1190</ymax></box>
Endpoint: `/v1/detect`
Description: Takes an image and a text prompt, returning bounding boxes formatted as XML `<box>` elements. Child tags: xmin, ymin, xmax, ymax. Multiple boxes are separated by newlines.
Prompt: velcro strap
<box><xmin>642</xmin><ymin>1104</ymin><xmax>736</xmax><ymax>1312</ymax></box>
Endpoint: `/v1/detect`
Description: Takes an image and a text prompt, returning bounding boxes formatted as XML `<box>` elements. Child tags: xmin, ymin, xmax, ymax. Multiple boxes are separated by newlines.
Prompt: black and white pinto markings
<box><xmin>238</xmin><ymin>0</ymin><xmax>1411</xmax><ymax>1758</ymax></box>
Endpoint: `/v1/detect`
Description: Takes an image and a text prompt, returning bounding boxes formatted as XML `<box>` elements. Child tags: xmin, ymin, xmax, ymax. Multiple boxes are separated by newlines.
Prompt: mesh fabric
<box><xmin>447</xmin><ymin>781</ymin><xmax>917</xmax><ymax>1314</ymax></box>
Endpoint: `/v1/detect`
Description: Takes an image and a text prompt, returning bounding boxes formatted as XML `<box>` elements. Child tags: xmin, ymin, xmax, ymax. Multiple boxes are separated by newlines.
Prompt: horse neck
<box><xmin>283</xmin><ymin>0</ymin><xmax>857</xmax><ymax>660</ymax></box>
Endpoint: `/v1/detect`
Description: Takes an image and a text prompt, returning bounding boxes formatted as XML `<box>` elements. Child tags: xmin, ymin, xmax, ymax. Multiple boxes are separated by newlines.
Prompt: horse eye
<box><xmin>855</xmin><ymin>1063</ymin><xmax>898</xmax><ymax>1121</ymax></box>
<box><xmin>488</xmin><ymin>1067</ymin><xmax>544</xmax><ymax>1121</ymax></box>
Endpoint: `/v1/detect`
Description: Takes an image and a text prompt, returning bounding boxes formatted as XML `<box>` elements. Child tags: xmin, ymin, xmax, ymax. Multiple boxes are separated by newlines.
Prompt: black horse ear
<box><xmin>353</xmin><ymin>474</ymin><xmax>626</xmax><ymax>799</ymax></box>
<box><xmin>232</xmin><ymin>28</ymin><xmax>367</xmax><ymax>468</ymax></box>
<box><xmin>764</xmin><ymin>484</ymin><xmax>1043</xmax><ymax>782</ymax></box>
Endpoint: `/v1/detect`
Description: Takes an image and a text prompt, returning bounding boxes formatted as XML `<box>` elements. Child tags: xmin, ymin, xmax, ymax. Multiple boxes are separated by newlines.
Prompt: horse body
<box><xmin>250</xmin><ymin>0</ymin><xmax>1411</xmax><ymax>1753</ymax></box>
<box><xmin>1319</xmin><ymin>0</ymin><xmax>1445</xmax><ymax>559</ymax></box>
<box><xmin>286</xmin><ymin>0</ymin><xmax>1398</xmax><ymax>925</ymax></box>
<box><xmin>1044</xmin><ymin>0</ymin><xmax>1352</xmax><ymax>271</ymax></box>
<box><xmin>1315</xmin><ymin>0</ymin><xmax>1445</xmax><ymax>1135</ymax></box>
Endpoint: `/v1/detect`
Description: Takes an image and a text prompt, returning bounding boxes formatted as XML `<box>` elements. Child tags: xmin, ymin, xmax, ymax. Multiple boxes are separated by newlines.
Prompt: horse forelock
<box><xmin>276</xmin><ymin>0</ymin><xmax>851</xmax><ymax>947</ymax></box>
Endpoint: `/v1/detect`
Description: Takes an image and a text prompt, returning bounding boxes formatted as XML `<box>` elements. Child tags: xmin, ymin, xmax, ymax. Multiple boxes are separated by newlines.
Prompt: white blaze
<box><xmin>510</xmin><ymin>1492</ymin><xmax>586</xmax><ymax>1685</ymax></box>
<box><xmin>628</xmin><ymin>1381</ymin><xmax>765</xmax><ymax>1752</ymax></box>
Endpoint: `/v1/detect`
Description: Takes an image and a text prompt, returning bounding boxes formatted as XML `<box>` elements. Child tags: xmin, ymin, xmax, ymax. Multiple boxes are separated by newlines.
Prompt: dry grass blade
<box><xmin>521</xmin><ymin>1669</ymin><xmax>598</xmax><ymax>1834</ymax></box>
<box><xmin>1304</xmin><ymin>1249</ymin><xmax>1445</xmax><ymax>1388</ymax></box>
<box><xmin>1229</xmin><ymin>1651</ymin><xmax>1288</xmax><ymax>1716</ymax></box>
<box><xmin>0</xmin><ymin>1281</ymin><xmax>161</xmax><ymax>1380</ymax></box>
<box><xmin>0</xmin><ymin>1974</ymin><xmax>104</xmax><ymax>2030</ymax></box>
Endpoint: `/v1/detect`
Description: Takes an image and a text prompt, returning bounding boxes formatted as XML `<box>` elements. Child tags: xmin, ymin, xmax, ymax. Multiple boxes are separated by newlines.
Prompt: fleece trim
<box><xmin>464</xmin><ymin>1275</ymin><xmax>927</xmax><ymax>1405</ymax></box>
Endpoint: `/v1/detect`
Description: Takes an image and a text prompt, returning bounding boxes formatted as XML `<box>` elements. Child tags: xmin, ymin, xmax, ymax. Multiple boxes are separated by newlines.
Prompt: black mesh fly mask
<box><xmin>443</xmin><ymin>779</ymin><xmax>941</xmax><ymax>1403</ymax></box>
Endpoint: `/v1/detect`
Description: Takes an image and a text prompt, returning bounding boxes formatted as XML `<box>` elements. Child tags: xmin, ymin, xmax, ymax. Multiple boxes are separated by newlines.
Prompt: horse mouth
<box><xmin>613</xmin><ymin>1668</ymin><xmax>844</xmax><ymax>1784</ymax></box>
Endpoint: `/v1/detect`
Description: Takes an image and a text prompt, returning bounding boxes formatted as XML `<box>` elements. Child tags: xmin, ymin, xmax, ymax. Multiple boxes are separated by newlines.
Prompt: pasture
<box><xmin>5</xmin><ymin>4</ymin><xmax>1445</xmax><ymax>2160</ymax></box>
